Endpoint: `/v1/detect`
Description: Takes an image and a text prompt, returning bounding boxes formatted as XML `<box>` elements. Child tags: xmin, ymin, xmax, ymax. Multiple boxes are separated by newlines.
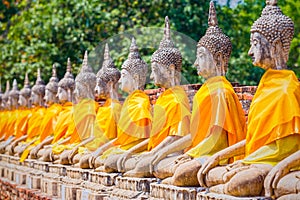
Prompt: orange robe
<box><xmin>15</xmin><ymin>108</ymin><xmax>32</xmax><ymax>139</ymax></box>
<box><xmin>148</xmin><ymin>86</ymin><xmax>191</xmax><ymax>150</ymax></box>
<box><xmin>26</xmin><ymin>106</ymin><xmax>47</xmax><ymax>140</ymax></box>
<box><xmin>4</xmin><ymin>110</ymin><xmax>18</xmax><ymax>140</ymax></box>
<box><xmin>51</xmin><ymin>102</ymin><xmax>73</xmax><ymax>143</ymax></box>
<box><xmin>244</xmin><ymin>69</ymin><xmax>300</xmax><ymax>166</ymax></box>
<box><xmin>114</xmin><ymin>90</ymin><xmax>152</xmax><ymax>150</ymax></box>
<box><xmin>39</xmin><ymin>103</ymin><xmax>63</xmax><ymax>142</ymax></box>
<box><xmin>0</xmin><ymin>110</ymin><xmax>9</xmax><ymax>139</ymax></box>
<box><xmin>187</xmin><ymin>76</ymin><xmax>246</xmax><ymax>158</ymax></box>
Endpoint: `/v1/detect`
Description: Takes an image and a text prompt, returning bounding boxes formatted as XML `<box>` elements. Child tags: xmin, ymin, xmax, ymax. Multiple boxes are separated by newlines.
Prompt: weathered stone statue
<box><xmin>28</xmin><ymin>64</ymin><xmax>62</xmax><ymax>159</ymax></box>
<box><xmin>53</xmin><ymin>51</ymin><xmax>99</xmax><ymax>165</ymax></box>
<box><xmin>15</xmin><ymin>69</ymin><xmax>46</xmax><ymax>159</ymax></box>
<box><xmin>39</xmin><ymin>58</ymin><xmax>75</xmax><ymax>162</ymax></box>
<box><xmin>75</xmin><ymin>44</ymin><xmax>122</xmax><ymax>168</ymax></box>
<box><xmin>148</xmin><ymin>1</ymin><xmax>246</xmax><ymax>186</ymax></box>
<box><xmin>198</xmin><ymin>0</ymin><xmax>300</xmax><ymax>197</ymax></box>
<box><xmin>117</xmin><ymin>16</ymin><xmax>191</xmax><ymax>178</ymax></box>
<box><xmin>0</xmin><ymin>81</ymin><xmax>11</xmax><ymax>145</ymax></box>
<box><xmin>91</xmin><ymin>37</ymin><xmax>151</xmax><ymax>171</ymax></box>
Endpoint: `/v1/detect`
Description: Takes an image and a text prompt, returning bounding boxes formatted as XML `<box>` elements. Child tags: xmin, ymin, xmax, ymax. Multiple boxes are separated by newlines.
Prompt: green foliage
<box><xmin>0</xmin><ymin>0</ymin><xmax>299</xmax><ymax>91</ymax></box>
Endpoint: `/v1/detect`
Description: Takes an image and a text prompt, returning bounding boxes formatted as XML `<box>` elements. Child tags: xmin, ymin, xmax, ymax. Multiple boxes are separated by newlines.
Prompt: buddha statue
<box><xmin>15</xmin><ymin>69</ymin><xmax>47</xmax><ymax>159</ymax></box>
<box><xmin>39</xmin><ymin>58</ymin><xmax>75</xmax><ymax>162</ymax></box>
<box><xmin>28</xmin><ymin>64</ymin><xmax>63</xmax><ymax>159</ymax></box>
<box><xmin>91</xmin><ymin>37</ymin><xmax>151</xmax><ymax>171</ymax></box>
<box><xmin>53</xmin><ymin>51</ymin><xmax>100</xmax><ymax>165</ymax></box>
<box><xmin>0</xmin><ymin>81</ymin><xmax>10</xmax><ymax>142</ymax></box>
<box><xmin>9</xmin><ymin>73</ymin><xmax>32</xmax><ymax>153</ymax></box>
<box><xmin>198</xmin><ymin>0</ymin><xmax>300</xmax><ymax>197</ymax></box>
<box><xmin>75</xmin><ymin>44</ymin><xmax>122</xmax><ymax>168</ymax></box>
<box><xmin>116</xmin><ymin>16</ymin><xmax>191</xmax><ymax>178</ymax></box>
<box><xmin>146</xmin><ymin>1</ymin><xmax>246</xmax><ymax>186</ymax></box>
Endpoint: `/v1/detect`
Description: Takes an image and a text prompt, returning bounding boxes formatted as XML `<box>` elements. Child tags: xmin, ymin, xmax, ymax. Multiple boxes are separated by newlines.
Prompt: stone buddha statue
<box><xmin>118</xmin><ymin>16</ymin><xmax>191</xmax><ymax>178</ymax></box>
<box><xmin>39</xmin><ymin>58</ymin><xmax>75</xmax><ymax>162</ymax></box>
<box><xmin>146</xmin><ymin>1</ymin><xmax>246</xmax><ymax>186</ymax></box>
<box><xmin>54</xmin><ymin>51</ymin><xmax>100</xmax><ymax>165</ymax></box>
<box><xmin>8</xmin><ymin>73</ymin><xmax>32</xmax><ymax>154</ymax></box>
<box><xmin>75</xmin><ymin>43</ymin><xmax>122</xmax><ymax>168</ymax></box>
<box><xmin>0</xmin><ymin>81</ymin><xmax>11</xmax><ymax>149</ymax></box>
<box><xmin>29</xmin><ymin>64</ymin><xmax>63</xmax><ymax>159</ymax></box>
<box><xmin>92</xmin><ymin>37</ymin><xmax>151</xmax><ymax>171</ymax></box>
<box><xmin>15</xmin><ymin>69</ymin><xmax>47</xmax><ymax>159</ymax></box>
<box><xmin>198</xmin><ymin>0</ymin><xmax>300</xmax><ymax>197</ymax></box>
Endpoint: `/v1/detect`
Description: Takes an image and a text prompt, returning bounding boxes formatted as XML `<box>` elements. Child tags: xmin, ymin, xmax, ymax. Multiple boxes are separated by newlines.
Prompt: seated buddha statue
<box><xmin>28</xmin><ymin>64</ymin><xmax>63</xmax><ymax>159</ymax></box>
<box><xmin>91</xmin><ymin>37</ymin><xmax>152</xmax><ymax>171</ymax></box>
<box><xmin>53</xmin><ymin>51</ymin><xmax>103</xmax><ymax>165</ymax></box>
<box><xmin>113</xmin><ymin>16</ymin><xmax>191</xmax><ymax>178</ymax></box>
<box><xmin>147</xmin><ymin>1</ymin><xmax>246</xmax><ymax>186</ymax></box>
<box><xmin>0</xmin><ymin>81</ymin><xmax>11</xmax><ymax>143</ymax></box>
<box><xmin>198</xmin><ymin>0</ymin><xmax>300</xmax><ymax>197</ymax></box>
<box><xmin>39</xmin><ymin>58</ymin><xmax>75</xmax><ymax>162</ymax></box>
<box><xmin>71</xmin><ymin>44</ymin><xmax>122</xmax><ymax>168</ymax></box>
<box><xmin>15</xmin><ymin>69</ymin><xmax>47</xmax><ymax>158</ymax></box>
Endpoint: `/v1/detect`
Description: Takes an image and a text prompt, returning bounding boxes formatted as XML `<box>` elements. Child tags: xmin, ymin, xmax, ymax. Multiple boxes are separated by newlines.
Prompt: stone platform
<box><xmin>0</xmin><ymin>154</ymin><xmax>272</xmax><ymax>200</ymax></box>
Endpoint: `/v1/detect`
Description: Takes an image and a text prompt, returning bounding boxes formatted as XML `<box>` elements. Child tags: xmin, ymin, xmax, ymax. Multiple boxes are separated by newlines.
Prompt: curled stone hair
<box><xmin>32</xmin><ymin>68</ymin><xmax>45</xmax><ymax>96</ymax></box>
<box><xmin>121</xmin><ymin>38</ymin><xmax>148</xmax><ymax>89</ymax></box>
<box><xmin>198</xmin><ymin>1</ymin><xmax>232</xmax><ymax>73</ymax></box>
<box><xmin>97</xmin><ymin>44</ymin><xmax>121</xmax><ymax>85</ymax></box>
<box><xmin>250</xmin><ymin>0</ymin><xmax>294</xmax><ymax>59</ymax></box>
<box><xmin>46</xmin><ymin>64</ymin><xmax>59</xmax><ymax>94</ymax></box>
<box><xmin>151</xmin><ymin>16</ymin><xmax>182</xmax><ymax>72</ymax></box>
<box><xmin>75</xmin><ymin>51</ymin><xmax>97</xmax><ymax>91</ymax></box>
<box><xmin>2</xmin><ymin>81</ymin><xmax>10</xmax><ymax>102</ymax></box>
<box><xmin>9</xmin><ymin>79</ymin><xmax>19</xmax><ymax>100</ymax></box>
<box><xmin>58</xmin><ymin>58</ymin><xmax>75</xmax><ymax>91</ymax></box>
<box><xmin>20</xmin><ymin>73</ymin><xmax>31</xmax><ymax>99</ymax></box>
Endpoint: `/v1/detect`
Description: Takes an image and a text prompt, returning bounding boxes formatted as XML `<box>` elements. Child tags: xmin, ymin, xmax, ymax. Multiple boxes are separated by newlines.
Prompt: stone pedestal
<box><xmin>150</xmin><ymin>183</ymin><xmax>201</xmax><ymax>200</ymax></box>
<box><xmin>61</xmin><ymin>177</ymin><xmax>82</xmax><ymax>200</ymax></box>
<box><xmin>196</xmin><ymin>192</ymin><xmax>269</xmax><ymax>200</ymax></box>
<box><xmin>41</xmin><ymin>172</ymin><xmax>63</xmax><ymax>197</ymax></box>
<box><xmin>89</xmin><ymin>171</ymin><xmax>119</xmax><ymax>186</ymax></box>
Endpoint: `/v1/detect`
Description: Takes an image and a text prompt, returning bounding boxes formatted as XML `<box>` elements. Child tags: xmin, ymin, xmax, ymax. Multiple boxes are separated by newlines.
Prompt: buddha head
<box><xmin>150</xmin><ymin>16</ymin><xmax>182</xmax><ymax>88</ymax></box>
<box><xmin>248</xmin><ymin>0</ymin><xmax>294</xmax><ymax>70</ymax></box>
<box><xmin>58</xmin><ymin>58</ymin><xmax>75</xmax><ymax>103</ymax></box>
<box><xmin>8</xmin><ymin>79</ymin><xmax>19</xmax><ymax>110</ymax></box>
<box><xmin>45</xmin><ymin>64</ymin><xmax>59</xmax><ymax>105</ymax></box>
<box><xmin>74</xmin><ymin>51</ymin><xmax>97</xmax><ymax>102</ymax></box>
<box><xmin>19</xmin><ymin>73</ymin><xmax>31</xmax><ymax>108</ymax></box>
<box><xmin>2</xmin><ymin>81</ymin><xmax>10</xmax><ymax>109</ymax></box>
<box><xmin>31</xmin><ymin>68</ymin><xmax>45</xmax><ymax>107</ymax></box>
<box><xmin>194</xmin><ymin>1</ymin><xmax>232</xmax><ymax>79</ymax></box>
<box><xmin>96</xmin><ymin>44</ymin><xmax>121</xmax><ymax>99</ymax></box>
<box><xmin>120</xmin><ymin>37</ymin><xmax>148</xmax><ymax>93</ymax></box>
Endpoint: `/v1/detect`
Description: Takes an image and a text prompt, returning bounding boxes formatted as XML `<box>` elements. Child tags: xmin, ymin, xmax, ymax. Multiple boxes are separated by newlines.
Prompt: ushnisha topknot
<box><xmin>46</xmin><ymin>64</ymin><xmax>59</xmax><ymax>94</ymax></box>
<box><xmin>2</xmin><ymin>80</ymin><xmax>10</xmax><ymax>102</ymax></box>
<box><xmin>75</xmin><ymin>51</ymin><xmax>96</xmax><ymax>90</ymax></box>
<box><xmin>9</xmin><ymin>79</ymin><xmax>19</xmax><ymax>99</ymax></box>
<box><xmin>151</xmin><ymin>16</ymin><xmax>182</xmax><ymax>72</ymax></box>
<box><xmin>197</xmin><ymin>1</ymin><xmax>232</xmax><ymax>73</ymax></box>
<box><xmin>32</xmin><ymin>68</ymin><xmax>45</xmax><ymax>96</ymax></box>
<box><xmin>58</xmin><ymin>58</ymin><xmax>75</xmax><ymax>91</ymax></box>
<box><xmin>121</xmin><ymin>37</ymin><xmax>147</xmax><ymax>89</ymax></box>
<box><xmin>97</xmin><ymin>44</ymin><xmax>121</xmax><ymax>85</ymax></box>
<box><xmin>20</xmin><ymin>73</ymin><xmax>31</xmax><ymax>99</ymax></box>
<box><xmin>250</xmin><ymin>0</ymin><xmax>294</xmax><ymax>59</ymax></box>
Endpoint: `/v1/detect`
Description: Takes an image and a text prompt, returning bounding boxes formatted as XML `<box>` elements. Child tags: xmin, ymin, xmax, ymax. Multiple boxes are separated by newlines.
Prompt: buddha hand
<box><xmin>117</xmin><ymin>152</ymin><xmax>132</xmax><ymax>172</ymax></box>
<box><xmin>68</xmin><ymin>147</ymin><xmax>78</xmax><ymax>164</ymax></box>
<box><xmin>197</xmin><ymin>153</ymin><xmax>221</xmax><ymax>187</ymax></box>
<box><xmin>89</xmin><ymin>151</ymin><xmax>99</xmax><ymax>168</ymax></box>
<box><xmin>264</xmin><ymin>162</ymin><xmax>290</xmax><ymax>197</ymax></box>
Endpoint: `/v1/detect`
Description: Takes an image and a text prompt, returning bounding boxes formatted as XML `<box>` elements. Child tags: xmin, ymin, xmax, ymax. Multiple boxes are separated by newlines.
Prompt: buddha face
<box><xmin>57</xmin><ymin>87</ymin><xmax>68</xmax><ymax>103</ymax></box>
<box><xmin>30</xmin><ymin>91</ymin><xmax>40</xmax><ymax>105</ymax></box>
<box><xmin>95</xmin><ymin>78</ymin><xmax>107</xmax><ymax>99</ymax></box>
<box><xmin>120</xmin><ymin>69</ymin><xmax>135</xmax><ymax>93</ymax></box>
<box><xmin>18</xmin><ymin>95</ymin><xmax>28</xmax><ymax>107</ymax></box>
<box><xmin>73</xmin><ymin>82</ymin><xmax>86</xmax><ymax>103</ymax></box>
<box><xmin>10</xmin><ymin>96</ymin><xmax>19</xmax><ymax>109</ymax></box>
<box><xmin>194</xmin><ymin>46</ymin><xmax>217</xmax><ymax>79</ymax></box>
<box><xmin>150</xmin><ymin>62</ymin><xmax>172</xmax><ymax>88</ymax></box>
<box><xmin>44</xmin><ymin>89</ymin><xmax>57</xmax><ymax>105</ymax></box>
<box><xmin>248</xmin><ymin>32</ymin><xmax>275</xmax><ymax>70</ymax></box>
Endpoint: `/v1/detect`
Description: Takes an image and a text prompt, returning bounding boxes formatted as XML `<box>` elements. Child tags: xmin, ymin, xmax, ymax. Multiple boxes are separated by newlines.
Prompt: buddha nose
<box><xmin>150</xmin><ymin>71</ymin><xmax>154</xmax><ymax>80</ymax></box>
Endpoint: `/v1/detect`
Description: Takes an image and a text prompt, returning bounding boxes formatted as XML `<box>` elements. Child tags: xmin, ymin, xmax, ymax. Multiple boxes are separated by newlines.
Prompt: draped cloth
<box><xmin>244</xmin><ymin>69</ymin><xmax>300</xmax><ymax>166</ymax></box>
<box><xmin>26</xmin><ymin>107</ymin><xmax>47</xmax><ymax>140</ymax></box>
<box><xmin>4</xmin><ymin>110</ymin><xmax>19</xmax><ymax>140</ymax></box>
<box><xmin>148</xmin><ymin>86</ymin><xmax>191</xmax><ymax>150</ymax></box>
<box><xmin>187</xmin><ymin>76</ymin><xmax>246</xmax><ymax>158</ymax></box>
<box><xmin>15</xmin><ymin>109</ymin><xmax>32</xmax><ymax>139</ymax></box>
<box><xmin>39</xmin><ymin>103</ymin><xmax>62</xmax><ymax>142</ymax></box>
<box><xmin>114</xmin><ymin>90</ymin><xmax>152</xmax><ymax>150</ymax></box>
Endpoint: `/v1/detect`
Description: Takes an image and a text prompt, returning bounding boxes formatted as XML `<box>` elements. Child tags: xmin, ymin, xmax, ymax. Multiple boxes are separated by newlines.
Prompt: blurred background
<box><xmin>0</xmin><ymin>0</ymin><xmax>299</xmax><ymax>89</ymax></box>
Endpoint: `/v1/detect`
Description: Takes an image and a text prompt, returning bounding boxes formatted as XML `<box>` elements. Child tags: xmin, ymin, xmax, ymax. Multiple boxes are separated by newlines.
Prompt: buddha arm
<box><xmin>126</xmin><ymin>138</ymin><xmax>149</xmax><ymax>154</ymax></box>
<box><xmin>75</xmin><ymin>136</ymin><xmax>96</xmax><ymax>149</ymax></box>
<box><xmin>151</xmin><ymin>135</ymin><xmax>182</xmax><ymax>155</ymax></box>
<box><xmin>92</xmin><ymin>138</ymin><xmax>117</xmax><ymax>157</ymax></box>
<box><xmin>57</xmin><ymin>136</ymin><xmax>71</xmax><ymax>145</ymax></box>
<box><xmin>37</xmin><ymin>136</ymin><xmax>54</xmax><ymax>149</ymax></box>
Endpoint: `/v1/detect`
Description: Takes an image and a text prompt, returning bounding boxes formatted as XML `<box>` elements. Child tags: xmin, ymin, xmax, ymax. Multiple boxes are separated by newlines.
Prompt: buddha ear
<box><xmin>169</xmin><ymin>64</ymin><xmax>175</xmax><ymax>76</ymax></box>
<box><xmin>133</xmin><ymin>74</ymin><xmax>140</xmax><ymax>89</ymax></box>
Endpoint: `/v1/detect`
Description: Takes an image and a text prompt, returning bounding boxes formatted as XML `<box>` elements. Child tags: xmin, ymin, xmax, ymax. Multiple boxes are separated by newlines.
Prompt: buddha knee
<box><xmin>172</xmin><ymin>160</ymin><xmax>201</xmax><ymax>186</ymax></box>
